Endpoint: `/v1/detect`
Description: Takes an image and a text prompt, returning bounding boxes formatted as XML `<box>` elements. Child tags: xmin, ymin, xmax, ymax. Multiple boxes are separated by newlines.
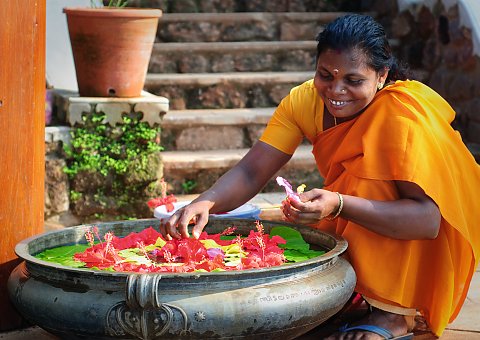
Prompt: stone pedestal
<box><xmin>50</xmin><ymin>89</ymin><xmax>169</xmax><ymax>127</ymax></box>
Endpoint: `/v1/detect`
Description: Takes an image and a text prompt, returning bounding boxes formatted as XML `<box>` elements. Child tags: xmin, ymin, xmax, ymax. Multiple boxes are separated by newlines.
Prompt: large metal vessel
<box><xmin>8</xmin><ymin>218</ymin><xmax>356</xmax><ymax>339</ymax></box>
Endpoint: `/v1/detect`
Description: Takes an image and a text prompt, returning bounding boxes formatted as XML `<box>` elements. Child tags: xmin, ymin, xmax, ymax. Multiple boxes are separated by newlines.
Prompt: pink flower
<box><xmin>276</xmin><ymin>176</ymin><xmax>301</xmax><ymax>202</ymax></box>
<box><xmin>206</xmin><ymin>248</ymin><xmax>224</xmax><ymax>260</ymax></box>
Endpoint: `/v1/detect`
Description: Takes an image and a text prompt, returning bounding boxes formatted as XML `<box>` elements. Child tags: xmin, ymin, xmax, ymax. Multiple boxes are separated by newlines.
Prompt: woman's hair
<box><xmin>316</xmin><ymin>14</ymin><xmax>410</xmax><ymax>82</ymax></box>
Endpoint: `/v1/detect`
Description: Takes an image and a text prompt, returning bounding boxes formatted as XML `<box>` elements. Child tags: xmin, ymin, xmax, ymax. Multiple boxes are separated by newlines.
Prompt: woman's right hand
<box><xmin>160</xmin><ymin>200</ymin><xmax>213</xmax><ymax>240</ymax></box>
<box><xmin>281</xmin><ymin>188</ymin><xmax>341</xmax><ymax>225</ymax></box>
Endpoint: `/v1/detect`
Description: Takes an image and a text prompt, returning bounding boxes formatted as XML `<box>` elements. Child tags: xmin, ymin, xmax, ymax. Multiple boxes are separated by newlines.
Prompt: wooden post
<box><xmin>0</xmin><ymin>0</ymin><xmax>46</xmax><ymax>330</ymax></box>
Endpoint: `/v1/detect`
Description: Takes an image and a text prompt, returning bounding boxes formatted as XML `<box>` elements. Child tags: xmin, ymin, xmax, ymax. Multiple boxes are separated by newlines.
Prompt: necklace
<box><xmin>324</xmin><ymin>104</ymin><xmax>338</xmax><ymax>127</ymax></box>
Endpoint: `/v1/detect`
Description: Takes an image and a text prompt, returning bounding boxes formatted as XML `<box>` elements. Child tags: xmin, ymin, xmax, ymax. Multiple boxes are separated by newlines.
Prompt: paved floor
<box><xmin>0</xmin><ymin>268</ymin><xmax>478</xmax><ymax>339</ymax></box>
<box><xmin>2</xmin><ymin>193</ymin><xmax>479</xmax><ymax>339</ymax></box>
<box><xmin>441</xmin><ymin>265</ymin><xmax>480</xmax><ymax>339</ymax></box>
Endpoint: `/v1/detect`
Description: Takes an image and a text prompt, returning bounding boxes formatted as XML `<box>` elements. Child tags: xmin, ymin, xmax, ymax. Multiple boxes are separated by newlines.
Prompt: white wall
<box><xmin>46</xmin><ymin>0</ymin><xmax>90</xmax><ymax>91</ymax></box>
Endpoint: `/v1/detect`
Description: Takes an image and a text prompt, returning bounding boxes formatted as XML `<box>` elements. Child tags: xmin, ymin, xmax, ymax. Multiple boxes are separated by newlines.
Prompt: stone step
<box><xmin>161</xmin><ymin>145</ymin><xmax>324</xmax><ymax>195</ymax></box>
<box><xmin>157</xmin><ymin>12</ymin><xmax>350</xmax><ymax>42</ymax></box>
<box><xmin>149</xmin><ymin>40</ymin><xmax>316</xmax><ymax>73</ymax></box>
<box><xmin>146</xmin><ymin>67</ymin><xmax>424</xmax><ymax>111</ymax></box>
<box><xmin>149</xmin><ymin>39</ymin><xmax>400</xmax><ymax>74</ymax></box>
<box><xmin>161</xmin><ymin>107</ymin><xmax>274</xmax><ymax>151</ymax></box>
<box><xmin>130</xmin><ymin>0</ymin><xmax>360</xmax><ymax>14</ymax></box>
<box><xmin>163</xmin><ymin>107</ymin><xmax>274</xmax><ymax>127</ymax></box>
<box><xmin>145</xmin><ymin>71</ymin><xmax>313</xmax><ymax>110</ymax></box>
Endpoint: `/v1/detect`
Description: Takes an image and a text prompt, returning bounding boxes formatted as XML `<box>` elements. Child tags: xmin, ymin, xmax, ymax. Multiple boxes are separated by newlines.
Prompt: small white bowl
<box><xmin>154</xmin><ymin>201</ymin><xmax>261</xmax><ymax>220</ymax></box>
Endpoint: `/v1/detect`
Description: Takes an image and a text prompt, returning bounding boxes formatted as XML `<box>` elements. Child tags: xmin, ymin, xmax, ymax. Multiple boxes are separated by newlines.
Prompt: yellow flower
<box><xmin>296</xmin><ymin>184</ymin><xmax>306</xmax><ymax>194</ymax></box>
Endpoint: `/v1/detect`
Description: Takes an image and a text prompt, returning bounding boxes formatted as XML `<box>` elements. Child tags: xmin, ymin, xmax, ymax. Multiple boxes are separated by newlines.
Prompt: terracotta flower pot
<box><xmin>63</xmin><ymin>7</ymin><xmax>162</xmax><ymax>98</ymax></box>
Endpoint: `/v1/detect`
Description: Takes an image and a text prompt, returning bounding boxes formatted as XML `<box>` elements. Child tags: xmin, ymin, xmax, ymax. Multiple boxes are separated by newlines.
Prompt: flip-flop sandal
<box><xmin>339</xmin><ymin>324</ymin><xmax>414</xmax><ymax>339</ymax></box>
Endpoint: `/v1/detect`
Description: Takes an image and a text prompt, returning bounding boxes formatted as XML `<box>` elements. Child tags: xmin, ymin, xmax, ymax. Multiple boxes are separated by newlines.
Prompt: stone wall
<box><xmin>45</xmin><ymin>127</ymin><xmax>71</xmax><ymax>220</ymax></box>
<box><xmin>369</xmin><ymin>0</ymin><xmax>480</xmax><ymax>161</ymax></box>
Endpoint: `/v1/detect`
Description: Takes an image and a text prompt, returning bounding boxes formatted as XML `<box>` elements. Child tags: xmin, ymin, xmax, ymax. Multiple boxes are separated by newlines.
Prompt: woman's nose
<box><xmin>330</xmin><ymin>82</ymin><xmax>346</xmax><ymax>95</ymax></box>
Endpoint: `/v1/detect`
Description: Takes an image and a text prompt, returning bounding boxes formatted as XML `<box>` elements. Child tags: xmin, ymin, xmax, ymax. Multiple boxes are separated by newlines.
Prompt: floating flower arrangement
<box><xmin>36</xmin><ymin>177</ymin><xmax>322</xmax><ymax>273</ymax></box>
<box><xmin>35</xmin><ymin>221</ymin><xmax>324</xmax><ymax>273</ymax></box>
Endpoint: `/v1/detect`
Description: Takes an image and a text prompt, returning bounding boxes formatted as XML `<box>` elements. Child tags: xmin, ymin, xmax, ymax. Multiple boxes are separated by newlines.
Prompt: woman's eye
<box><xmin>318</xmin><ymin>73</ymin><xmax>332</xmax><ymax>80</ymax></box>
<box><xmin>347</xmin><ymin>79</ymin><xmax>363</xmax><ymax>85</ymax></box>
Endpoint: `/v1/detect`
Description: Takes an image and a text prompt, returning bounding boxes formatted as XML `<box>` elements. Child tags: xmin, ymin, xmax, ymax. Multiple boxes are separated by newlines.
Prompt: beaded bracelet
<box><xmin>326</xmin><ymin>192</ymin><xmax>344</xmax><ymax>220</ymax></box>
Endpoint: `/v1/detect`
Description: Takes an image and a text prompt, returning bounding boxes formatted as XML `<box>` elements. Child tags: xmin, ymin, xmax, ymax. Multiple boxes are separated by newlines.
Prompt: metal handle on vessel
<box><xmin>106</xmin><ymin>274</ymin><xmax>189</xmax><ymax>339</ymax></box>
<box><xmin>126</xmin><ymin>274</ymin><xmax>164</xmax><ymax>309</ymax></box>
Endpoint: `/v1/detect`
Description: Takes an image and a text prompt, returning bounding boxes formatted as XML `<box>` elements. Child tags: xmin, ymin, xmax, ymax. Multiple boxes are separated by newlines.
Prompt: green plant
<box><xmin>64</xmin><ymin>112</ymin><xmax>161</xmax><ymax>178</ymax></box>
<box><xmin>64</xmin><ymin>111</ymin><xmax>163</xmax><ymax>219</ymax></box>
<box><xmin>70</xmin><ymin>190</ymin><xmax>82</xmax><ymax>202</ymax></box>
<box><xmin>108</xmin><ymin>0</ymin><xmax>129</xmax><ymax>7</ymax></box>
<box><xmin>90</xmin><ymin>0</ymin><xmax>129</xmax><ymax>8</ymax></box>
<box><xmin>181</xmin><ymin>179</ymin><xmax>197</xmax><ymax>194</ymax></box>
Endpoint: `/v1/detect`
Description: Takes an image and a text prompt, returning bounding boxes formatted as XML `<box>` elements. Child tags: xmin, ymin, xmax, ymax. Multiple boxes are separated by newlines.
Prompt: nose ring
<box><xmin>340</xmin><ymin>88</ymin><xmax>346</xmax><ymax>93</ymax></box>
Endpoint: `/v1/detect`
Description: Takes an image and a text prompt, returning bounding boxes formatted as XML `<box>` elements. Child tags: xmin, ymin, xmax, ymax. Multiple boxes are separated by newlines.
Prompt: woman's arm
<box><xmin>342</xmin><ymin>181</ymin><xmax>441</xmax><ymax>239</ymax></box>
<box><xmin>284</xmin><ymin>180</ymin><xmax>441</xmax><ymax>240</ymax></box>
<box><xmin>163</xmin><ymin>141</ymin><xmax>292</xmax><ymax>239</ymax></box>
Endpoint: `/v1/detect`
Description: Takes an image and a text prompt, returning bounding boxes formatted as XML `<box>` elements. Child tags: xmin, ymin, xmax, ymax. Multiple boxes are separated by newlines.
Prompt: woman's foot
<box><xmin>325</xmin><ymin>308</ymin><xmax>409</xmax><ymax>339</ymax></box>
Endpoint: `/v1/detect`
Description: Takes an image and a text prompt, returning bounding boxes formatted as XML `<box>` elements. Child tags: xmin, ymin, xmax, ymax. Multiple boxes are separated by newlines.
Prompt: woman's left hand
<box><xmin>281</xmin><ymin>189</ymin><xmax>340</xmax><ymax>225</ymax></box>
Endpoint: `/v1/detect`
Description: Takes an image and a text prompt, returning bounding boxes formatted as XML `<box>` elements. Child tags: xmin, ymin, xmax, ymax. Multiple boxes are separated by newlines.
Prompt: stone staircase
<box><xmin>42</xmin><ymin>1</ymin><xmax>480</xmax><ymax>226</ymax></box>
<box><xmin>139</xmin><ymin>9</ymin><xmax>358</xmax><ymax>195</ymax></box>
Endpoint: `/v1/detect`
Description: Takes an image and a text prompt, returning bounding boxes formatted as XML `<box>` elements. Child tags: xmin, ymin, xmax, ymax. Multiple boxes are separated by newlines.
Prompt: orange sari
<box><xmin>261</xmin><ymin>80</ymin><xmax>480</xmax><ymax>336</ymax></box>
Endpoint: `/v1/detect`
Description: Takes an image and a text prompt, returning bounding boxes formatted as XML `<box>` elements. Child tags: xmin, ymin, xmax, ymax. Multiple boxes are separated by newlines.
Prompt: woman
<box><xmin>163</xmin><ymin>14</ymin><xmax>480</xmax><ymax>339</ymax></box>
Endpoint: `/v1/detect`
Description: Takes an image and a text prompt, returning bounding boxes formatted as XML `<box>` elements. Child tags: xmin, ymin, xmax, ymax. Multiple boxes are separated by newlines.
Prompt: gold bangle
<box><xmin>326</xmin><ymin>192</ymin><xmax>343</xmax><ymax>220</ymax></box>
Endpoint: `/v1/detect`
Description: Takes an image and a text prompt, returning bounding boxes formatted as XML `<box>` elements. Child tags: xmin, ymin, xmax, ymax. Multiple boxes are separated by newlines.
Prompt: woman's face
<box><xmin>314</xmin><ymin>48</ymin><xmax>388</xmax><ymax>121</ymax></box>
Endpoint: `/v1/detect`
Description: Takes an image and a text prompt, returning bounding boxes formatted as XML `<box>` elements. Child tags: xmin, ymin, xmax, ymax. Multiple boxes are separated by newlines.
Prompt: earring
<box><xmin>377</xmin><ymin>82</ymin><xmax>384</xmax><ymax>90</ymax></box>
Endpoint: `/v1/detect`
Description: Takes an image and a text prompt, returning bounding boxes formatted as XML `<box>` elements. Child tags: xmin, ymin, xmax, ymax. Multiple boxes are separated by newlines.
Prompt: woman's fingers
<box><xmin>164</xmin><ymin>208</ymin><xmax>189</xmax><ymax>238</ymax></box>
<box><xmin>282</xmin><ymin>199</ymin><xmax>302</xmax><ymax>222</ymax></box>
<box><xmin>282</xmin><ymin>202</ymin><xmax>323</xmax><ymax>224</ymax></box>
<box><xmin>164</xmin><ymin>224</ymin><xmax>181</xmax><ymax>239</ymax></box>
<box><xmin>162</xmin><ymin>202</ymin><xmax>211</xmax><ymax>239</ymax></box>
<box><xmin>191</xmin><ymin>213</ymin><xmax>209</xmax><ymax>239</ymax></box>
<box><xmin>158</xmin><ymin>219</ymin><xmax>173</xmax><ymax>240</ymax></box>
<box><xmin>283</xmin><ymin>190</ymin><xmax>335</xmax><ymax>222</ymax></box>
<box><xmin>176</xmin><ymin>209</ymin><xmax>196</xmax><ymax>238</ymax></box>
<box><xmin>298</xmin><ymin>188</ymin><xmax>326</xmax><ymax>203</ymax></box>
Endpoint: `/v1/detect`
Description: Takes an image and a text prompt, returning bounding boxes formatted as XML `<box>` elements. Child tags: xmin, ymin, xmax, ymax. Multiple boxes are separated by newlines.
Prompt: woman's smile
<box><xmin>328</xmin><ymin>98</ymin><xmax>351</xmax><ymax>108</ymax></box>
